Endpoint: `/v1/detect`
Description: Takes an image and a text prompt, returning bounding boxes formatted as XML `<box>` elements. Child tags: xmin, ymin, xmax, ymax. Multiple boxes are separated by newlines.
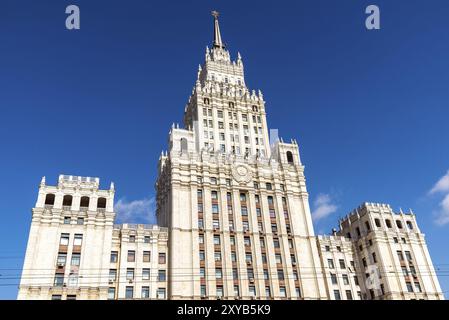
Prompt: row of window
<box><xmin>330</xmin><ymin>273</ymin><xmax>359</xmax><ymax>287</ymax></box>
<box><xmin>348</xmin><ymin>218</ymin><xmax>414</xmax><ymax>239</ymax></box>
<box><xmin>196</xmin><ymin>180</ymin><xmax>285</xmax><ymax>192</ymax></box>
<box><xmin>117</xmin><ymin>268</ymin><xmax>166</xmax><ymax>281</ymax></box>
<box><xmin>201</xmin><ymin>284</ymin><xmax>301</xmax><ymax>298</ymax></box>
<box><xmin>110</xmin><ymin>251</ymin><xmax>166</xmax><ymax>264</ymax></box>
<box><xmin>202</xmin><ymin>108</ymin><xmax>262</xmax><ymax>124</ymax></box>
<box><xmin>45</xmin><ymin>194</ymin><xmax>107</xmax><ymax>209</ymax></box>
<box><xmin>334</xmin><ymin>289</ymin><xmax>360</xmax><ymax>300</ymax></box>
<box><xmin>110</xmin><ymin>287</ymin><xmax>166</xmax><ymax>300</ymax></box>
<box><xmin>59</xmin><ymin>233</ymin><xmax>83</xmax><ymax>246</ymax></box>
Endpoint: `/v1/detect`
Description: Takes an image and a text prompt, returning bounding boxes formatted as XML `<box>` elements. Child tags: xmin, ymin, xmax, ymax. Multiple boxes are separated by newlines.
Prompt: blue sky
<box><xmin>0</xmin><ymin>0</ymin><xmax>448</xmax><ymax>299</ymax></box>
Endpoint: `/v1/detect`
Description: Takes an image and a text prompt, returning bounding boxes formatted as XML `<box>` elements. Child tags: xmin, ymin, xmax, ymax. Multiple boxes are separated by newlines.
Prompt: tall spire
<box><xmin>212</xmin><ymin>11</ymin><xmax>224</xmax><ymax>48</ymax></box>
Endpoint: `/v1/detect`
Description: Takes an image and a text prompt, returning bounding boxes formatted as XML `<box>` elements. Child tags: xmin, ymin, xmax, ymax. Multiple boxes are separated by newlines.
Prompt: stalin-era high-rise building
<box><xmin>18</xmin><ymin>12</ymin><xmax>444</xmax><ymax>300</ymax></box>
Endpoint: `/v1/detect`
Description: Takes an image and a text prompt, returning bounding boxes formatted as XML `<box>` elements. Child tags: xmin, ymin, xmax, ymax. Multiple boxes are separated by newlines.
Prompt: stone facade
<box><xmin>18</xmin><ymin>13</ymin><xmax>444</xmax><ymax>300</ymax></box>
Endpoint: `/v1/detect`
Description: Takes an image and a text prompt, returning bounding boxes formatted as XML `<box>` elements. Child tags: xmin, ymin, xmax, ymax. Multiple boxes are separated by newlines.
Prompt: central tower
<box><xmin>156</xmin><ymin>12</ymin><xmax>327</xmax><ymax>300</ymax></box>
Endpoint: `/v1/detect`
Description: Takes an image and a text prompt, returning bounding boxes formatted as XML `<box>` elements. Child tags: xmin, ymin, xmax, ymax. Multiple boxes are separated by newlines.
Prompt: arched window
<box><xmin>45</xmin><ymin>194</ymin><xmax>55</xmax><ymax>205</ymax></box>
<box><xmin>181</xmin><ymin>138</ymin><xmax>188</xmax><ymax>153</ymax></box>
<box><xmin>406</xmin><ymin>221</ymin><xmax>413</xmax><ymax>230</ymax></box>
<box><xmin>396</xmin><ymin>220</ymin><xmax>403</xmax><ymax>229</ymax></box>
<box><xmin>286</xmin><ymin>151</ymin><xmax>294</xmax><ymax>164</ymax></box>
<box><xmin>204</xmin><ymin>98</ymin><xmax>210</xmax><ymax>105</ymax></box>
<box><xmin>63</xmin><ymin>195</ymin><xmax>73</xmax><ymax>207</ymax></box>
<box><xmin>80</xmin><ymin>196</ymin><xmax>90</xmax><ymax>209</ymax></box>
<box><xmin>97</xmin><ymin>197</ymin><xmax>107</xmax><ymax>209</ymax></box>
<box><xmin>385</xmin><ymin>219</ymin><xmax>392</xmax><ymax>228</ymax></box>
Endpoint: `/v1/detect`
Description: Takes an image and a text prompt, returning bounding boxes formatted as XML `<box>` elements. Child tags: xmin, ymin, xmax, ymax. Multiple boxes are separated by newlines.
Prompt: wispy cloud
<box><xmin>114</xmin><ymin>197</ymin><xmax>156</xmax><ymax>224</ymax></box>
<box><xmin>429</xmin><ymin>170</ymin><xmax>449</xmax><ymax>226</ymax></box>
<box><xmin>312</xmin><ymin>193</ymin><xmax>338</xmax><ymax>221</ymax></box>
<box><xmin>429</xmin><ymin>170</ymin><xmax>449</xmax><ymax>195</ymax></box>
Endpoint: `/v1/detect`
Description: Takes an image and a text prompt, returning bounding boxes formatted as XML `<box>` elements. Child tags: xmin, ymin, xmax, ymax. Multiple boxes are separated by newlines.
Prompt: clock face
<box><xmin>232</xmin><ymin>164</ymin><xmax>252</xmax><ymax>184</ymax></box>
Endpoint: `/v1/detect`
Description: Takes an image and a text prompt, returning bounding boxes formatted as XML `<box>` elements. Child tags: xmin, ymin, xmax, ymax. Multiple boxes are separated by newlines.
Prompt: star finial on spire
<box><xmin>211</xmin><ymin>10</ymin><xmax>224</xmax><ymax>48</ymax></box>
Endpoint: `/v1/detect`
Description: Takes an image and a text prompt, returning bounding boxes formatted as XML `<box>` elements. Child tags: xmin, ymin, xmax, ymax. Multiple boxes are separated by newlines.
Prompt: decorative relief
<box><xmin>232</xmin><ymin>163</ymin><xmax>253</xmax><ymax>184</ymax></box>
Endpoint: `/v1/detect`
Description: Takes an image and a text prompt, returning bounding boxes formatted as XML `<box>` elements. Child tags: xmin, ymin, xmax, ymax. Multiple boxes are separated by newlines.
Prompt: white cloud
<box><xmin>312</xmin><ymin>193</ymin><xmax>338</xmax><ymax>221</ymax></box>
<box><xmin>114</xmin><ymin>197</ymin><xmax>156</xmax><ymax>224</ymax></box>
<box><xmin>435</xmin><ymin>194</ymin><xmax>449</xmax><ymax>226</ymax></box>
<box><xmin>429</xmin><ymin>170</ymin><xmax>449</xmax><ymax>225</ymax></box>
<box><xmin>429</xmin><ymin>170</ymin><xmax>449</xmax><ymax>195</ymax></box>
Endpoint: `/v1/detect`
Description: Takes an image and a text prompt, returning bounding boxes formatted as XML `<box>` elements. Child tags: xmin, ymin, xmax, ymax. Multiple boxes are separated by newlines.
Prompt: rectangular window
<box><xmin>266</xmin><ymin>183</ymin><xmax>272</xmax><ymax>190</ymax></box>
<box><xmin>406</xmin><ymin>282</ymin><xmax>414</xmax><ymax>293</ymax></box>
<box><xmin>339</xmin><ymin>259</ymin><xmax>346</xmax><ymax>269</ymax></box>
<box><xmin>234</xmin><ymin>285</ymin><xmax>240</xmax><ymax>297</ymax></box>
<box><xmin>73</xmin><ymin>234</ymin><xmax>83</xmax><ymax>246</ymax></box>
<box><xmin>278</xmin><ymin>270</ymin><xmax>284</xmax><ymax>281</ymax></box>
<box><xmin>159</xmin><ymin>253</ymin><xmax>166</xmax><ymax>264</ymax></box>
<box><xmin>233</xmin><ymin>269</ymin><xmax>238</xmax><ymax>280</ymax></box>
<box><xmin>212</xmin><ymin>204</ymin><xmax>219</xmax><ymax>214</ymax></box>
<box><xmin>64</xmin><ymin>217</ymin><xmax>71</xmax><ymax>224</ymax></box>
<box><xmin>109</xmin><ymin>269</ymin><xmax>117</xmax><ymax>282</ymax></box>
<box><xmin>213</xmin><ymin>220</ymin><xmax>220</xmax><ymax>229</ymax></box>
<box><xmin>143</xmin><ymin>251</ymin><xmax>151</xmax><ymax>262</ymax></box>
<box><xmin>216</xmin><ymin>286</ymin><xmax>224</xmax><ymax>297</ymax></box>
<box><xmin>215</xmin><ymin>269</ymin><xmax>222</xmax><ymax>279</ymax></box>
<box><xmin>108</xmin><ymin>288</ymin><xmax>115</xmax><ymax>300</ymax></box>
<box><xmin>110</xmin><ymin>251</ymin><xmax>118</xmax><ymax>263</ymax></box>
<box><xmin>275</xmin><ymin>254</ymin><xmax>282</xmax><ymax>264</ymax></box>
<box><xmin>60</xmin><ymin>234</ymin><xmax>70</xmax><ymax>246</ymax></box>
<box><xmin>57</xmin><ymin>253</ymin><xmax>67</xmax><ymax>266</ymax></box>
<box><xmin>249</xmin><ymin>286</ymin><xmax>256</xmax><ymax>297</ymax></box>
<box><xmin>144</xmin><ymin>236</ymin><xmax>150</xmax><ymax>243</ymax></box>
<box><xmin>71</xmin><ymin>253</ymin><xmax>80</xmax><ymax>266</ymax></box>
<box><xmin>54</xmin><ymin>274</ymin><xmax>64</xmax><ymax>287</ymax></box>
<box><xmin>273</xmin><ymin>239</ymin><xmax>280</xmax><ymax>248</ymax></box>
<box><xmin>142</xmin><ymin>268</ymin><xmax>150</xmax><ymax>280</ymax></box>
<box><xmin>201</xmin><ymin>285</ymin><xmax>206</xmax><ymax>296</ymax></box>
<box><xmin>241</xmin><ymin>207</ymin><xmax>248</xmax><ymax>216</ymax></box>
<box><xmin>328</xmin><ymin>259</ymin><xmax>335</xmax><ymax>269</ymax></box>
<box><xmin>128</xmin><ymin>250</ymin><xmax>135</xmax><ymax>262</ymax></box>
<box><xmin>334</xmin><ymin>290</ymin><xmax>341</xmax><ymax>300</ymax></box>
<box><xmin>215</xmin><ymin>252</ymin><xmax>222</xmax><ymax>261</ymax></box>
<box><xmin>141</xmin><ymin>287</ymin><xmax>150</xmax><ymax>299</ymax></box>
<box><xmin>157</xmin><ymin>288</ymin><xmax>166</xmax><ymax>299</ymax></box>
<box><xmin>264</xmin><ymin>269</ymin><xmax>269</xmax><ymax>280</ymax></box>
<box><xmin>200</xmin><ymin>268</ymin><xmax>205</xmax><ymax>278</ymax></box>
<box><xmin>125</xmin><ymin>287</ymin><xmax>133</xmax><ymax>299</ymax></box>
<box><xmin>129</xmin><ymin>235</ymin><xmax>136</xmax><ymax>243</ymax></box>
<box><xmin>52</xmin><ymin>295</ymin><xmax>62</xmax><ymax>300</ymax></box>
<box><xmin>330</xmin><ymin>273</ymin><xmax>338</xmax><ymax>285</ymax></box>
<box><xmin>279</xmin><ymin>287</ymin><xmax>287</xmax><ymax>298</ymax></box>
<box><xmin>158</xmin><ymin>270</ymin><xmax>166</xmax><ymax>281</ymax></box>
<box><xmin>346</xmin><ymin>290</ymin><xmax>353</xmax><ymax>300</ymax></box>
<box><xmin>126</xmin><ymin>268</ymin><xmax>135</xmax><ymax>280</ymax></box>
<box><xmin>214</xmin><ymin>235</ymin><xmax>220</xmax><ymax>245</ymax></box>
<box><xmin>343</xmin><ymin>274</ymin><xmax>349</xmax><ymax>285</ymax></box>
<box><xmin>200</xmin><ymin>251</ymin><xmax>205</xmax><ymax>261</ymax></box>
<box><xmin>77</xmin><ymin>217</ymin><xmax>84</xmax><ymax>225</ymax></box>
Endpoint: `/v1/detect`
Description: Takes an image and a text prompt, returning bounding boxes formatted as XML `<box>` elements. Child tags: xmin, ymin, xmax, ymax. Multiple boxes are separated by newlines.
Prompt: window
<box><xmin>293</xmin><ymin>270</ymin><xmax>299</xmax><ymax>281</ymax></box>
<box><xmin>231</xmin><ymin>252</ymin><xmax>237</xmax><ymax>262</ymax></box>
<box><xmin>365</xmin><ymin>221</ymin><xmax>371</xmax><ymax>231</ymax></box>
<box><xmin>277</xmin><ymin>270</ymin><xmax>284</xmax><ymax>281</ymax></box>
<box><xmin>211</xmin><ymin>191</ymin><xmax>218</xmax><ymax>200</ymax></box>
<box><xmin>415</xmin><ymin>282</ymin><xmax>422</xmax><ymax>293</ymax></box>
<box><xmin>397</xmin><ymin>251</ymin><xmax>404</xmax><ymax>261</ymax></box>
<box><xmin>158</xmin><ymin>270</ymin><xmax>166</xmax><ymax>281</ymax></box>
<box><xmin>244</xmin><ymin>237</ymin><xmax>251</xmax><ymax>247</ymax></box>
<box><xmin>330</xmin><ymin>273</ymin><xmax>338</xmax><ymax>285</ymax></box>
<box><xmin>336</xmin><ymin>246</ymin><xmax>341</xmax><ymax>252</ymax></box>
<box><xmin>372</xmin><ymin>252</ymin><xmax>377</xmax><ymax>263</ymax></box>
<box><xmin>346</xmin><ymin>290</ymin><xmax>353</xmax><ymax>300</ymax></box>
<box><xmin>215</xmin><ymin>269</ymin><xmax>222</xmax><ymax>279</ymax></box>
<box><xmin>109</xmin><ymin>269</ymin><xmax>117</xmax><ymax>282</ymax></box>
<box><xmin>64</xmin><ymin>217</ymin><xmax>71</xmax><ymax>224</ymax></box>
<box><xmin>201</xmin><ymin>285</ymin><xmax>207</xmax><ymax>296</ymax></box>
<box><xmin>269</xmin><ymin>209</ymin><xmax>276</xmax><ymax>218</ymax></box>
<box><xmin>263</xmin><ymin>269</ymin><xmax>269</xmax><ymax>280</ymax></box>
<box><xmin>385</xmin><ymin>219</ymin><xmax>392</xmax><ymax>228</ymax></box>
<box><xmin>405</xmin><ymin>251</ymin><xmax>412</xmax><ymax>261</ymax></box>
<box><xmin>249</xmin><ymin>286</ymin><xmax>256</xmax><ymax>297</ymax></box>
<box><xmin>74</xmin><ymin>234</ymin><xmax>83</xmax><ymax>246</ymax></box>
<box><xmin>210</xmin><ymin>177</ymin><xmax>217</xmax><ymax>185</ymax></box>
<box><xmin>275</xmin><ymin>254</ymin><xmax>282</xmax><ymax>264</ymax></box>
<box><xmin>142</xmin><ymin>268</ymin><xmax>150</xmax><ymax>280</ymax></box>
<box><xmin>407</xmin><ymin>221</ymin><xmax>414</xmax><ymax>230</ymax></box>
<box><xmin>354</xmin><ymin>276</ymin><xmax>359</xmax><ymax>286</ymax></box>
<box><xmin>216</xmin><ymin>286</ymin><xmax>224</xmax><ymax>298</ymax></box>
<box><xmin>402</xmin><ymin>238</ymin><xmax>407</xmax><ymax>244</ymax></box>
<box><xmin>328</xmin><ymin>259</ymin><xmax>335</xmax><ymax>269</ymax></box>
<box><xmin>128</xmin><ymin>250</ymin><xmax>135</xmax><ymax>262</ymax></box>
<box><xmin>126</xmin><ymin>268</ymin><xmax>135</xmax><ymax>280</ymax></box>
<box><xmin>199</xmin><ymin>251</ymin><xmax>205</xmax><ymax>261</ymax></box>
<box><xmin>54</xmin><ymin>274</ymin><xmax>64</xmax><ymax>287</ymax></box>
<box><xmin>362</xmin><ymin>258</ymin><xmax>367</xmax><ymax>268</ymax></box>
<box><xmin>267</xmin><ymin>196</ymin><xmax>274</xmax><ymax>205</ymax></box>
<box><xmin>157</xmin><ymin>288</ymin><xmax>166</xmax><ymax>299</ymax></box>
<box><xmin>279</xmin><ymin>287</ymin><xmax>287</xmax><ymax>298</ymax></box>
<box><xmin>143</xmin><ymin>251</ymin><xmax>151</xmax><ymax>262</ymax></box>
<box><xmin>198</xmin><ymin>218</ymin><xmax>204</xmax><ymax>228</ymax></box>
<box><xmin>394</xmin><ymin>237</ymin><xmax>399</xmax><ymax>243</ymax></box>
<box><xmin>256</xmin><ymin>208</ymin><xmax>261</xmax><ymax>217</ymax></box>
<box><xmin>214</xmin><ymin>235</ymin><xmax>220</xmax><ymax>245</ymax></box>
<box><xmin>51</xmin><ymin>295</ymin><xmax>62</xmax><ymax>300</ymax></box>
<box><xmin>396</xmin><ymin>220</ymin><xmax>403</xmax><ymax>229</ymax></box>
<box><xmin>241</xmin><ymin>207</ymin><xmax>248</xmax><ymax>216</ymax></box>
<box><xmin>213</xmin><ymin>219</ymin><xmax>220</xmax><ymax>229</ymax></box>
<box><xmin>108</xmin><ymin>288</ymin><xmax>115</xmax><ymax>300</ymax></box>
<box><xmin>77</xmin><ymin>217</ymin><xmax>84</xmax><ymax>225</ymax></box>
<box><xmin>245</xmin><ymin>253</ymin><xmax>252</xmax><ymax>263</ymax></box>
<box><xmin>266</xmin><ymin>183</ymin><xmax>272</xmax><ymax>190</ymax></box>
<box><xmin>375</xmin><ymin>218</ymin><xmax>381</xmax><ymax>228</ymax></box>
<box><xmin>343</xmin><ymin>274</ymin><xmax>349</xmax><ymax>285</ymax></box>
<box><xmin>215</xmin><ymin>252</ymin><xmax>222</xmax><ymax>261</ymax></box>
<box><xmin>212</xmin><ymin>204</ymin><xmax>219</xmax><ymax>214</ymax></box>
<box><xmin>334</xmin><ymin>290</ymin><xmax>341</xmax><ymax>300</ymax></box>
<box><xmin>325</xmin><ymin>245</ymin><xmax>330</xmax><ymax>252</ymax></box>
<box><xmin>262</xmin><ymin>253</ymin><xmax>267</xmax><ymax>264</ymax></box>
<box><xmin>142</xmin><ymin>287</ymin><xmax>150</xmax><ymax>299</ymax></box>
<box><xmin>71</xmin><ymin>253</ymin><xmax>80</xmax><ymax>266</ymax></box>
<box><xmin>159</xmin><ymin>253</ymin><xmax>166</xmax><ymax>264</ymax></box>
<box><xmin>339</xmin><ymin>259</ymin><xmax>346</xmax><ymax>269</ymax></box>
<box><xmin>402</xmin><ymin>266</ymin><xmax>409</xmax><ymax>276</ymax></box>
<box><xmin>243</xmin><ymin>221</ymin><xmax>249</xmax><ymax>232</ymax></box>
<box><xmin>273</xmin><ymin>238</ymin><xmax>280</xmax><ymax>248</ymax></box>
<box><xmin>125</xmin><ymin>287</ymin><xmax>134</xmax><ymax>299</ymax></box>
<box><xmin>57</xmin><ymin>253</ymin><xmax>67</xmax><ymax>266</ymax></box>
<box><xmin>60</xmin><ymin>234</ymin><xmax>69</xmax><ymax>246</ymax></box>
<box><xmin>230</xmin><ymin>236</ymin><xmax>235</xmax><ymax>246</ymax></box>
<box><xmin>110</xmin><ymin>251</ymin><xmax>118</xmax><ymax>263</ymax></box>
<box><xmin>406</xmin><ymin>282</ymin><xmax>414</xmax><ymax>293</ymax></box>
<box><xmin>240</xmin><ymin>193</ymin><xmax>247</xmax><ymax>202</ymax></box>
<box><xmin>232</xmin><ymin>269</ymin><xmax>238</xmax><ymax>280</ymax></box>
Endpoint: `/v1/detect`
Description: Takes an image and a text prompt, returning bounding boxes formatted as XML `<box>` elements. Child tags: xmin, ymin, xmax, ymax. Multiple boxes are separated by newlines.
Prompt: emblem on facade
<box><xmin>232</xmin><ymin>163</ymin><xmax>253</xmax><ymax>184</ymax></box>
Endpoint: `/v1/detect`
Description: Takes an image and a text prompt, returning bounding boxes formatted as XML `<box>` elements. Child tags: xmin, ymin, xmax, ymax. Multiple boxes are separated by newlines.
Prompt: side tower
<box><xmin>156</xmin><ymin>12</ymin><xmax>327</xmax><ymax>300</ymax></box>
<box><xmin>338</xmin><ymin>203</ymin><xmax>444</xmax><ymax>300</ymax></box>
<box><xmin>18</xmin><ymin>175</ymin><xmax>115</xmax><ymax>300</ymax></box>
